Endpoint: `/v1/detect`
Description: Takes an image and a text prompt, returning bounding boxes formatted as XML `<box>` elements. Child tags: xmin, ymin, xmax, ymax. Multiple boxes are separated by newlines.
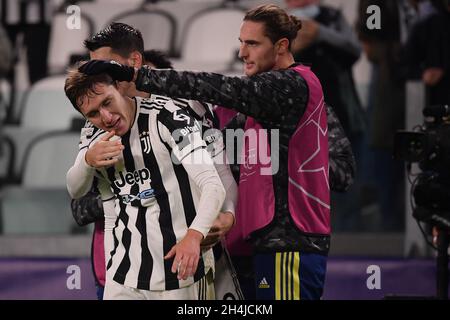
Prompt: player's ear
<box><xmin>129</xmin><ymin>51</ymin><xmax>143</xmax><ymax>68</ymax></box>
<box><xmin>275</xmin><ymin>38</ymin><xmax>289</xmax><ymax>54</ymax></box>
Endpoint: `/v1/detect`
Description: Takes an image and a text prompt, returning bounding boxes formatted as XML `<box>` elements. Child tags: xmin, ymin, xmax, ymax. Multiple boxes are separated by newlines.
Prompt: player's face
<box><xmin>78</xmin><ymin>83</ymin><xmax>134</xmax><ymax>136</ymax></box>
<box><xmin>238</xmin><ymin>20</ymin><xmax>277</xmax><ymax>76</ymax></box>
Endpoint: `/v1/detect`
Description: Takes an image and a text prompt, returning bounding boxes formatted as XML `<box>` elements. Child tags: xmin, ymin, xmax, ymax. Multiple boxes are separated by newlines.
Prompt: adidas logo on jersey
<box><xmin>258</xmin><ymin>277</ymin><xmax>270</xmax><ymax>289</ymax></box>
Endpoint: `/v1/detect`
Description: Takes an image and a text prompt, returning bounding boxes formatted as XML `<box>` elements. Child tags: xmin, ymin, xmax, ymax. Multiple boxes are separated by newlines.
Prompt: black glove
<box><xmin>78</xmin><ymin>60</ymin><xmax>135</xmax><ymax>82</ymax></box>
<box><xmin>71</xmin><ymin>187</ymin><xmax>105</xmax><ymax>226</ymax></box>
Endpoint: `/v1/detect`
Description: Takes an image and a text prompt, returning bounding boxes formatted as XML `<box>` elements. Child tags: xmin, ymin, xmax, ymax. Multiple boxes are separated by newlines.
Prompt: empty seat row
<box><xmin>48</xmin><ymin>0</ymin><xmax>249</xmax><ymax>74</ymax></box>
<box><xmin>0</xmin><ymin>130</ymin><xmax>81</xmax><ymax>235</ymax></box>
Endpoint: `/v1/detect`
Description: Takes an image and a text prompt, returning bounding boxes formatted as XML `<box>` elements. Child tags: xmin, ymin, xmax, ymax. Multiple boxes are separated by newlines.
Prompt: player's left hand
<box><xmin>164</xmin><ymin>229</ymin><xmax>203</xmax><ymax>280</ymax></box>
<box><xmin>201</xmin><ymin>211</ymin><xmax>235</xmax><ymax>250</ymax></box>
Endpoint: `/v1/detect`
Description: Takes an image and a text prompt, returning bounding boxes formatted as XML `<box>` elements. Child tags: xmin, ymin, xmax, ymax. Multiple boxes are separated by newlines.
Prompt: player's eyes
<box><xmin>103</xmin><ymin>100</ymin><xmax>111</xmax><ymax>107</ymax></box>
<box><xmin>87</xmin><ymin>111</ymin><xmax>99</xmax><ymax>118</ymax></box>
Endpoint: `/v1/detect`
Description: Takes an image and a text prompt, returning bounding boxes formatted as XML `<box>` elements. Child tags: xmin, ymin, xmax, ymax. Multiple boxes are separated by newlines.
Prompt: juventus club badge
<box><xmin>140</xmin><ymin>131</ymin><xmax>151</xmax><ymax>154</ymax></box>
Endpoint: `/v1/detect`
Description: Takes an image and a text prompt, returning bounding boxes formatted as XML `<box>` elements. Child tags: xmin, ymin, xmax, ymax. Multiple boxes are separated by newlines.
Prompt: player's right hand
<box><xmin>85</xmin><ymin>131</ymin><xmax>124</xmax><ymax>168</ymax></box>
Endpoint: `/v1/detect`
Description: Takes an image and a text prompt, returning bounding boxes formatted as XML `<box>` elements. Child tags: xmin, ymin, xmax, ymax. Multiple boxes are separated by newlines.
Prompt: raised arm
<box><xmin>135</xmin><ymin>67</ymin><xmax>309</xmax><ymax>127</ymax></box>
<box><xmin>78</xmin><ymin>60</ymin><xmax>309</xmax><ymax>127</ymax></box>
<box><xmin>67</xmin><ymin>130</ymin><xmax>123</xmax><ymax>199</ymax></box>
<box><xmin>67</xmin><ymin>148</ymin><xmax>96</xmax><ymax>199</ymax></box>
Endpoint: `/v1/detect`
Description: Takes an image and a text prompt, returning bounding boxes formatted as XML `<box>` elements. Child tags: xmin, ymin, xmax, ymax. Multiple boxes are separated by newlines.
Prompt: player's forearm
<box><xmin>215</xmin><ymin>161</ymin><xmax>237</xmax><ymax>215</ymax></box>
<box><xmin>66</xmin><ymin>149</ymin><xmax>96</xmax><ymax>199</ymax></box>
<box><xmin>103</xmin><ymin>199</ymin><xmax>116</xmax><ymax>266</ymax></box>
<box><xmin>135</xmin><ymin>67</ymin><xmax>308</xmax><ymax>125</ymax></box>
<box><xmin>182</xmin><ymin>150</ymin><xmax>226</xmax><ymax>238</ymax></box>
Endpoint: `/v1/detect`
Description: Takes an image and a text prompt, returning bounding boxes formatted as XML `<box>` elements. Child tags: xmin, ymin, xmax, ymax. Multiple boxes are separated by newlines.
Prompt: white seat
<box><xmin>21</xmin><ymin>131</ymin><xmax>79</xmax><ymax>188</ymax></box>
<box><xmin>0</xmin><ymin>136</ymin><xmax>14</xmax><ymax>184</ymax></box>
<box><xmin>3</xmin><ymin>126</ymin><xmax>51</xmax><ymax>180</ymax></box>
<box><xmin>79</xmin><ymin>0</ymin><xmax>142</xmax><ymax>34</ymax></box>
<box><xmin>47</xmin><ymin>13</ymin><xmax>93</xmax><ymax>74</ymax></box>
<box><xmin>0</xmin><ymin>186</ymin><xmax>74</xmax><ymax>234</ymax></box>
<box><xmin>181</xmin><ymin>8</ymin><xmax>245</xmax><ymax>64</ymax></box>
<box><xmin>20</xmin><ymin>75</ymin><xmax>83</xmax><ymax>130</ymax></box>
<box><xmin>0</xmin><ymin>79</ymin><xmax>11</xmax><ymax>121</ymax></box>
<box><xmin>108</xmin><ymin>10</ymin><xmax>177</xmax><ymax>55</ymax></box>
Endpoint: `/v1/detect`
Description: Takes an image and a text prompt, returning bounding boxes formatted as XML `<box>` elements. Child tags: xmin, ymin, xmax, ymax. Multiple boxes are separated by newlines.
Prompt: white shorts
<box><xmin>104</xmin><ymin>269</ymin><xmax>215</xmax><ymax>300</ymax></box>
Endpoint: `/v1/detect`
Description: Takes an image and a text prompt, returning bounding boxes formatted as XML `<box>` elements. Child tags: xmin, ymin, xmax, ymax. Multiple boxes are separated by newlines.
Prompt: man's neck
<box><xmin>126</xmin><ymin>96</ymin><xmax>137</xmax><ymax>128</ymax></box>
<box><xmin>274</xmin><ymin>53</ymin><xmax>296</xmax><ymax>71</ymax></box>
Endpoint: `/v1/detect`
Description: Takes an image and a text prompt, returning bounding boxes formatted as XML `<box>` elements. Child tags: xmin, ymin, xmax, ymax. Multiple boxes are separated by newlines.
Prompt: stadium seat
<box><xmin>0</xmin><ymin>130</ymin><xmax>85</xmax><ymax>235</ymax></box>
<box><xmin>0</xmin><ymin>79</ymin><xmax>11</xmax><ymax>122</ymax></box>
<box><xmin>19</xmin><ymin>75</ymin><xmax>83</xmax><ymax>130</ymax></box>
<box><xmin>107</xmin><ymin>6</ymin><xmax>177</xmax><ymax>56</ymax></box>
<box><xmin>47</xmin><ymin>11</ymin><xmax>94</xmax><ymax>74</ymax></box>
<box><xmin>0</xmin><ymin>135</ymin><xmax>15</xmax><ymax>185</ymax></box>
<box><xmin>21</xmin><ymin>130</ymin><xmax>80</xmax><ymax>188</ymax></box>
<box><xmin>0</xmin><ymin>186</ymin><xmax>74</xmax><ymax>234</ymax></box>
<box><xmin>180</xmin><ymin>5</ymin><xmax>245</xmax><ymax>64</ymax></box>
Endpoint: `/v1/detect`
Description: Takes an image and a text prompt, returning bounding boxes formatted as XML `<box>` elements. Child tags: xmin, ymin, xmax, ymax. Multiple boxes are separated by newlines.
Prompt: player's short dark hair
<box><xmin>84</xmin><ymin>22</ymin><xmax>144</xmax><ymax>57</ymax></box>
<box><xmin>143</xmin><ymin>50</ymin><xmax>173</xmax><ymax>69</ymax></box>
<box><xmin>244</xmin><ymin>4</ymin><xmax>302</xmax><ymax>50</ymax></box>
<box><xmin>64</xmin><ymin>61</ymin><xmax>114</xmax><ymax>113</ymax></box>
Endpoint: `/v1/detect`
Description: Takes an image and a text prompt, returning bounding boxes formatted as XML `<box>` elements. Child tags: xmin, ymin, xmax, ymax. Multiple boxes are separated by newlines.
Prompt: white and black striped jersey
<box><xmin>170</xmin><ymin>99</ymin><xmax>236</xmax><ymax>216</ymax></box>
<box><xmin>169</xmin><ymin>98</ymin><xmax>225</xmax><ymax>161</ymax></box>
<box><xmin>72</xmin><ymin>96</ymin><xmax>223</xmax><ymax>291</ymax></box>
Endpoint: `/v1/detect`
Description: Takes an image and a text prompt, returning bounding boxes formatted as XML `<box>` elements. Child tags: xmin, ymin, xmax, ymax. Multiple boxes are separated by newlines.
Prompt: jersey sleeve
<box><xmin>157</xmin><ymin>108</ymin><xmax>206</xmax><ymax>163</ymax></box>
<box><xmin>180</xmin><ymin>148</ymin><xmax>225</xmax><ymax>237</ymax></box>
<box><xmin>78</xmin><ymin>120</ymin><xmax>103</xmax><ymax>150</ymax></box>
<box><xmin>69</xmin><ymin>125</ymin><xmax>110</xmax><ymax>199</ymax></box>
<box><xmin>66</xmin><ymin>148</ymin><xmax>96</xmax><ymax>199</ymax></box>
<box><xmin>327</xmin><ymin>104</ymin><xmax>356</xmax><ymax>192</ymax></box>
<box><xmin>136</xmin><ymin>67</ymin><xmax>308</xmax><ymax>129</ymax></box>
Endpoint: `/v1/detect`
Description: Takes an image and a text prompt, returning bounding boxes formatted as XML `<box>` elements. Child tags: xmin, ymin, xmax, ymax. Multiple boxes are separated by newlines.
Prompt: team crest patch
<box><xmin>140</xmin><ymin>131</ymin><xmax>151</xmax><ymax>154</ymax></box>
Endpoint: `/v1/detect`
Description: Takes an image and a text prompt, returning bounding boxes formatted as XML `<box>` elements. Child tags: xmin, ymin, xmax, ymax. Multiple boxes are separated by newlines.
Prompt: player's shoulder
<box><xmin>136</xmin><ymin>95</ymin><xmax>169</xmax><ymax>113</ymax></box>
<box><xmin>156</xmin><ymin>102</ymin><xmax>201</xmax><ymax>136</ymax></box>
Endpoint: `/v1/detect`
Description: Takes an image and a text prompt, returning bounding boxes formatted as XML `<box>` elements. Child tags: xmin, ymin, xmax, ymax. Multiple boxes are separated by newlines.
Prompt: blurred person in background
<box><xmin>287</xmin><ymin>0</ymin><xmax>365</xmax><ymax>140</ymax></box>
<box><xmin>285</xmin><ymin>0</ymin><xmax>366</xmax><ymax>231</ymax></box>
<box><xmin>406</xmin><ymin>0</ymin><xmax>450</xmax><ymax>246</ymax></box>
<box><xmin>356</xmin><ymin>0</ymin><xmax>417</xmax><ymax>231</ymax></box>
<box><xmin>405</xmin><ymin>0</ymin><xmax>450</xmax><ymax>106</ymax></box>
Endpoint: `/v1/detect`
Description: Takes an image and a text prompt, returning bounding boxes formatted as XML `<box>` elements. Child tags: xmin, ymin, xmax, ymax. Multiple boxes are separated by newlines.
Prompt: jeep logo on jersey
<box><xmin>114</xmin><ymin>168</ymin><xmax>150</xmax><ymax>188</ymax></box>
